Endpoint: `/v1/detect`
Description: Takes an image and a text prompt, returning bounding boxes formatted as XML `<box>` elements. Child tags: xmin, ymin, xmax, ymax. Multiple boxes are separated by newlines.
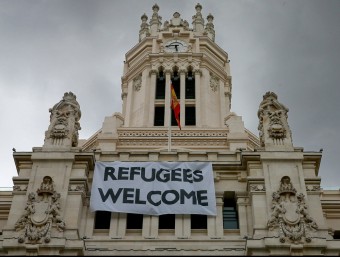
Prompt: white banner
<box><xmin>90</xmin><ymin>161</ymin><xmax>216</xmax><ymax>216</ymax></box>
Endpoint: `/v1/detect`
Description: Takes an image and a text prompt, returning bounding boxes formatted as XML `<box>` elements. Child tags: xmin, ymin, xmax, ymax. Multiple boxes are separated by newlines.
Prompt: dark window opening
<box><xmin>185</xmin><ymin>71</ymin><xmax>195</xmax><ymax>99</ymax></box>
<box><xmin>154</xmin><ymin>106</ymin><xmax>165</xmax><ymax>126</ymax></box>
<box><xmin>171</xmin><ymin>71</ymin><xmax>180</xmax><ymax>99</ymax></box>
<box><xmin>223</xmin><ymin>192</ymin><xmax>239</xmax><ymax>229</ymax></box>
<box><xmin>156</xmin><ymin>71</ymin><xmax>165</xmax><ymax>99</ymax></box>
<box><xmin>159</xmin><ymin>214</ymin><xmax>175</xmax><ymax>229</ymax></box>
<box><xmin>333</xmin><ymin>230</ymin><xmax>340</xmax><ymax>239</ymax></box>
<box><xmin>191</xmin><ymin>214</ymin><xmax>207</xmax><ymax>229</ymax></box>
<box><xmin>126</xmin><ymin>213</ymin><xmax>143</xmax><ymax>229</ymax></box>
<box><xmin>94</xmin><ymin>211</ymin><xmax>111</xmax><ymax>229</ymax></box>
<box><xmin>185</xmin><ymin>106</ymin><xmax>196</xmax><ymax>125</ymax></box>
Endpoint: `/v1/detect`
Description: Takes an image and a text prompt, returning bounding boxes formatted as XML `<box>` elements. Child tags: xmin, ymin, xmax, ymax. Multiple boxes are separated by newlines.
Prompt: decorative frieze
<box><xmin>210</xmin><ymin>73</ymin><xmax>219</xmax><ymax>92</ymax></box>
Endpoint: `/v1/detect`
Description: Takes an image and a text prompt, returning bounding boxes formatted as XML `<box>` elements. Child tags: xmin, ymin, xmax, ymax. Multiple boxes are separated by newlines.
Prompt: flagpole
<box><xmin>168</xmin><ymin>80</ymin><xmax>172</xmax><ymax>152</ymax></box>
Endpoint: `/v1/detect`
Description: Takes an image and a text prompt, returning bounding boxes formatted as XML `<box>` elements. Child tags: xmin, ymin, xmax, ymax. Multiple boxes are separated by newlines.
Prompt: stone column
<box><xmin>194</xmin><ymin>69</ymin><xmax>202</xmax><ymax>127</ymax></box>
<box><xmin>208</xmin><ymin>194</ymin><xmax>224</xmax><ymax>238</ymax></box>
<box><xmin>236</xmin><ymin>192</ymin><xmax>249</xmax><ymax>238</ymax></box>
<box><xmin>164</xmin><ymin>70</ymin><xmax>171</xmax><ymax>127</ymax></box>
<box><xmin>149</xmin><ymin>69</ymin><xmax>157</xmax><ymax>126</ymax></box>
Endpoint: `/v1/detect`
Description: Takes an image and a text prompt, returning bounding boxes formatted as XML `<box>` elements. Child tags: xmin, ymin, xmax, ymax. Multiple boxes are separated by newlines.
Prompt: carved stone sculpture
<box><xmin>257</xmin><ymin>92</ymin><xmax>293</xmax><ymax>150</ymax></box>
<box><xmin>15</xmin><ymin>176</ymin><xmax>66</xmax><ymax>244</ymax></box>
<box><xmin>44</xmin><ymin>92</ymin><xmax>81</xmax><ymax>148</ymax></box>
<box><xmin>267</xmin><ymin>176</ymin><xmax>318</xmax><ymax>243</ymax></box>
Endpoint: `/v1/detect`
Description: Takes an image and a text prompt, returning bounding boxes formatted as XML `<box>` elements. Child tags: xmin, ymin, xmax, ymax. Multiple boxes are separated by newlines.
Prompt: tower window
<box><xmin>94</xmin><ymin>211</ymin><xmax>111</xmax><ymax>229</ymax></box>
<box><xmin>171</xmin><ymin>71</ymin><xmax>180</xmax><ymax>99</ymax></box>
<box><xmin>154</xmin><ymin>106</ymin><xmax>165</xmax><ymax>126</ymax></box>
<box><xmin>185</xmin><ymin>106</ymin><xmax>196</xmax><ymax>125</ymax></box>
<box><xmin>159</xmin><ymin>214</ymin><xmax>175</xmax><ymax>229</ymax></box>
<box><xmin>156</xmin><ymin>71</ymin><xmax>165</xmax><ymax>99</ymax></box>
<box><xmin>185</xmin><ymin>71</ymin><xmax>195</xmax><ymax>99</ymax></box>
<box><xmin>126</xmin><ymin>213</ymin><xmax>143</xmax><ymax>229</ymax></box>
<box><xmin>191</xmin><ymin>214</ymin><xmax>207</xmax><ymax>229</ymax></box>
<box><xmin>223</xmin><ymin>192</ymin><xmax>239</xmax><ymax>229</ymax></box>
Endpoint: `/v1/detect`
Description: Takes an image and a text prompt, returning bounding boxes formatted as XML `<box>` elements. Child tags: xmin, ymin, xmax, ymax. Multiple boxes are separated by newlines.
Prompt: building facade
<box><xmin>1</xmin><ymin>3</ymin><xmax>340</xmax><ymax>256</ymax></box>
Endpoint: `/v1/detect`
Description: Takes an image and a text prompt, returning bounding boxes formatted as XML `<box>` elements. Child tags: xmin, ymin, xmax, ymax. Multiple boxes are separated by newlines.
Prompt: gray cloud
<box><xmin>1</xmin><ymin>0</ymin><xmax>339</xmax><ymax>188</ymax></box>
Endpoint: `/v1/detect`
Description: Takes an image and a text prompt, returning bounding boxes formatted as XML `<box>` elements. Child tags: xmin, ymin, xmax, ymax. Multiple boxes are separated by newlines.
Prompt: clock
<box><xmin>164</xmin><ymin>40</ymin><xmax>188</xmax><ymax>53</ymax></box>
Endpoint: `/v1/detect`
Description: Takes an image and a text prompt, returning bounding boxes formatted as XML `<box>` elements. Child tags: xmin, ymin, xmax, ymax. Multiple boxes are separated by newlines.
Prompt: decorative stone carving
<box><xmin>133</xmin><ymin>75</ymin><xmax>142</xmax><ymax>91</ymax></box>
<box><xmin>257</xmin><ymin>92</ymin><xmax>293</xmax><ymax>150</ymax></box>
<box><xmin>139</xmin><ymin>13</ymin><xmax>150</xmax><ymax>41</ymax></box>
<box><xmin>210</xmin><ymin>73</ymin><xmax>219</xmax><ymax>92</ymax></box>
<box><xmin>149</xmin><ymin>4</ymin><xmax>162</xmax><ymax>35</ymax></box>
<box><xmin>205</xmin><ymin>13</ymin><xmax>215</xmax><ymax>41</ymax></box>
<box><xmin>267</xmin><ymin>176</ymin><xmax>318</xmax><ymax>243</ymax></box>
<box><xmin>249</xmin><ymin>184</ymin><xmax>266</xmax><ymax>192</ymax></box>
<box><xmin>192</xmin><ymin>3</ymin><xmax>204</xmax><ymax>33</ymax></box>
<box><xmin>44</xmin><ymin>92</ymin><xmax>81</xmax><ymax>148</ymax></box>
<box><xmin>15</xmin><ymin>176</ymin><xmax>65</xmax><ymax>244</ymax></box>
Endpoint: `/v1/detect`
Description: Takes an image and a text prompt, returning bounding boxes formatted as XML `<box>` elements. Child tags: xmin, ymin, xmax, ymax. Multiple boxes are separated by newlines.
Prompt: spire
<box><xmin>149</xmin><ymin>4</ymin><xmax>162</xmax><ymax>36</ymax></box>
<box><xmin>139</xmin><ymin>13</ymin><xmax>150</xmax><ymax>41</ymax></box>
<box><xmin>205</xmin><ymin>13</ymin><xmax>215</xmax><ymax>41</ymax></box>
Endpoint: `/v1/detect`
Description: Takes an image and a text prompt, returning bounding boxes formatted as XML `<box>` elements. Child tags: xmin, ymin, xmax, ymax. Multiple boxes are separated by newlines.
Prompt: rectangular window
<box><xmin>154</xmin><ymin>106</ymin><xmax>165</xmax><ymax>126</ymax></box>
<box><xmin>159</xmin><ymin>214</ymin><xmax>175</xmax><ymax>229</ymax></box>
<box><xmin>185</xmin><ymin>72</ymin><xmax>195</xmax><ymax>99</ymax></box>
<box><xmin>126</xmin><ymin>213</ymin><xmax>143</xmax><ymax>229</ymax></box>
<box><xmin>172</xmin><ymin>71</ymin><xmax>180</xmax><ymax>99</ymax></box>
<box><xmin>223</xmin><ymin>192</ymin><xmax>239</xmax><ymax>229</ymax></box>
<box><xmin>191</xmin><ymin>214</ymin><xmax>207</xmax><ymax>229</ymax></box>
<box><xmin>94</xmin><ymin>211</ymin><xmax>111</xmax><ymax>229</ymax></box>
<box><xmin>185</xmin><ymin>106</ymin><xmax>196</xmax><ymax>125</ymax></box>
<box><xmin>156</xmin><ymin>73</ymin><xmax>165</xmax><ymax>99</ymax></box>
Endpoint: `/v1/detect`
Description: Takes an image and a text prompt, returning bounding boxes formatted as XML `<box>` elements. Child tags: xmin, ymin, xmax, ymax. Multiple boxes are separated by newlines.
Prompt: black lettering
<box><xmin>122</xmin><ymin>188</ymin><xmax>134</xmax><ymax>203</ymax></box>
<box><xmin>171</xmin><ymin>168</ymin><xmax>182</xmax><ymax>181</ymax></box>
<box><xmin>156</xmin><ymin>169</ymin><xmax>171</xmax><ymax>182</ymax></box>
<box><xmin>147</xmin><ymin>191</ymin><xmax>161</xmax><ymax>206</ymax></box>
<box><xmin>118</xmin><ymin>167</ymin><xmax>129</xmax><ymax>180</ymax></box>
<box><xmin>104</xmin><ymin>167</ymin><xmax>116</xmax><ymax>181</ymax></box>
<box><xmin>98</xmin><ymin>188</ymin><xmax>122</xmax><ymax>203</ymax></box>
<box><xmin>197</xmin><ymin>190</ymin><xmax>208</xmax><ymax>206</ymax></box>
<box><xmin>182</xmin><ymin>169</ymin><xmax>193</xmax><ymax>183</ymax></box>
<box><xmin>141</xmin><ymin>168</ymin><xmax>155</xmax><ymax>182</ymax></box>
<box><xmin>162</xmin><ymin>190</ymin><xmax>179</xmax><ymax>205</ymax></box>
<box><xmin>130</xmin><ymin>167</ymin><xmax>141</xmax><ymax>180</ymax></box>
<box><xmin>135</xmin><ymin>188</ymin><xmax>146</xmax><ymax>204</ymax></box>
<box><xmin>180</xmin><ymin>189</ymin><xmax>197</xmax><ymax>204</ymax></box>
<box><xmin>193</xmin><ymin>170</ymin><xmax>203</xmax><ymax>182</ymax></box>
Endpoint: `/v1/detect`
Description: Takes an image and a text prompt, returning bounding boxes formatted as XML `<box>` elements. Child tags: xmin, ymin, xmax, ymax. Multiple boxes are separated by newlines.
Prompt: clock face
<box><xmin>164</xmin><ymin>40</ymin><xmax>188</xmax><ymax>53</ymax></box>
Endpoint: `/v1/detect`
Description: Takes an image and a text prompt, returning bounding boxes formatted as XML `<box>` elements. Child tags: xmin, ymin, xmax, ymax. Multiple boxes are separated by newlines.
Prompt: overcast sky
<box><xmin>1</xmin><ymin>0</ymin><xmax>340</xmax><ymax>188</ymax></box>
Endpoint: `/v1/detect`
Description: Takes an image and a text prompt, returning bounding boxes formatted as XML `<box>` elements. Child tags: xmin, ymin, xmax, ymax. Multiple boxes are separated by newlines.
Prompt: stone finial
<box><xmin>205</xmin><ymin>13</ymin><xmax>215</xmax><ymax>41</ymax></box>
<box><xmin>192</xmin><ymin>3</ymin><xmax>204</xmax><ymax>34</ymax></box>
<box><xmin>150</xmin><ymin>4</ymin><xmax>162</xmax><ymax>36</ymax></box>
<box><xmin>257</xmin><ymin>91</ymin><xmax>293</xmax><ymax>150</ymax></box>
<box><xmin>139</xmin><ymin>13</ymin><xmax>150</xmax><ymax>41</ymax></box>
<box><xmin>44</xmin><ymin>92</ymin><xmax>81</xmax><ymax>148</ymax></box>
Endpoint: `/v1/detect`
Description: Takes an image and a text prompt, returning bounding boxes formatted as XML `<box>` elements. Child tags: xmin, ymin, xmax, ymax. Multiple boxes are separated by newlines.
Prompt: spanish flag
<box><xmin>170</xmin><ymin>81</ymin><xmax>181</xmax><ymax>130</ymax></box>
